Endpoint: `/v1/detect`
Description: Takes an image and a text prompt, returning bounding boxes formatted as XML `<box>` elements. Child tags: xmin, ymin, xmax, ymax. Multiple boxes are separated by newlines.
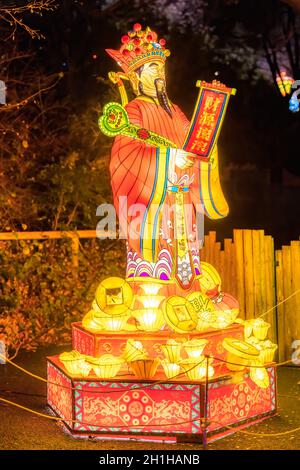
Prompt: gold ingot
<box><xmin>140</xmin><ymin>283</ymin><xmax>162</xmax><ymax>295</ymax></box>
<box><xmin>183</xmin><ymin>339</ymin><xmax>208</xmax><ymax>359</ymax></box>
<box><xmin>246</xmin><ymin>336</ymin><xmax>277</xmax><ymax>364</ymax></box>
<box><xmin>259</xmin><ymin>341</ymin><xmax>278</xmax><ymax>364</ymax></box>
<box><xmin>78</xmin><ymin>361</ymin><xmax>93</xmax><ymax>377</ymax></box>
<box><xmin>211</xmin><ymin>308</ymin><xmax>239</xmax><ymax>329</ymax></box>
<box><xmin>136</xmin><ymin>295</ymin><xmax>165</xmax><ymax>309</ymax></box>
<box><xmin>133</xmin><ymin>308</ymin><xmax>165</xmax><ymax>332</ymax></box>
<box><xmin>95</xmin><ymin>277</ymin><xmax>133</xmax><ymax>315</ymax></box>
<box><xmin>180</xmin><ymin>357</ymin><xmax>214</xmax><ymax>381</ymax></box>
<box><xmin>122</xmin><ymin>339</ymin><xmax>147</xmax><ymax>362</ymax></box>
<box><xmin>160</xmin><ymin>339</ymin><xmax>182</xmax><ymax>363</ymax></box>
<box><xmin>252</xmin><ymin>319</ymin><xmax>270</xmax><ymax>341</ymax></box>
<box><xmin>82</xmin><ymin>310</ymin><xmax>103</xmax><ymax>332</ymax></box>
<box><xmin>162</xmin><ymin>295</ymin><xmax>198</xmax><ymax>333</ymax></box>
<box><xmin>245</xmin><ymin>336</ymin><xmax>260</xmax><ymax>347</ymax></box>
<box><xmin>130</xmin><ymin>358</ymin><xmax>160</xmax><ymax>380</ymax></box>
<box><xmin>196</xmin><ymin>310</ymin><xmax>217</xmax><ymax>332</ymax></box>
<box><xmin>97</xmin><ymin>314</ymin><xmax>130</xmax><ymax>332</ymax></box>
<box><xmin>161</xmin><ymin>360</ymin><xmax>181</xmax><ymax>379</ymax></box>
<box><xmin>85</xmin><ymin>354</ymin><xmax>124</xmax><ymax>378</ymax></box>
<box><xmin>59</xmin><ymin>351</ymin><xmax>91</xmax><ymax>377</ymax></box>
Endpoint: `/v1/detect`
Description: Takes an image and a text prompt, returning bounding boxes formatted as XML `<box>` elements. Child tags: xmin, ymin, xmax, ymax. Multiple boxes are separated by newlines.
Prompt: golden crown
<box><xmin>106</xmin><ymin>23</ymin><xmax>170</xmax><ymax>74</ymax></box>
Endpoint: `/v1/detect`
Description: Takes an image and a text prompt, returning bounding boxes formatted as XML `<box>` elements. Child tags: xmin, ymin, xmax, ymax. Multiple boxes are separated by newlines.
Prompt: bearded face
<box><xmin>129</xmin><ymin>61</ymin><xmax>172</xmax><ymax>117</ymax></box>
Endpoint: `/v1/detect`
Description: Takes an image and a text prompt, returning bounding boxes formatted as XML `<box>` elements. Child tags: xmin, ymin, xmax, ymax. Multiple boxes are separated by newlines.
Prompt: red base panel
<box><xmin>47</xmin><ymin>357</ymin><xmax>277</xmax><ymax>443</ymax></box>
<box><xmin>71</xmin><ymin>321</ymin><xmax>244</xmax><ymax>361</ymax></box>
<box><xmin>205</xmin><ymin>366</ymin><xmax>277</xmax><ymax>441</ymax></box>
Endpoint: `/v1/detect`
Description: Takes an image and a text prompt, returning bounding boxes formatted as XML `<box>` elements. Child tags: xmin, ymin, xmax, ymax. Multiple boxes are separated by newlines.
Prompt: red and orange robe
<box><xmin>110</xmin><ymin>96</ymin><xmax>228</xmax><ymax>296</ymax></box>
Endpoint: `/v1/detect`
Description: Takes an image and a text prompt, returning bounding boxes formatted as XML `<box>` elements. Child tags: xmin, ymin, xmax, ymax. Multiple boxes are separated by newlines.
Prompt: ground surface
<box><xmin>0</xmin><ymin>346</ymin><xmax>299</xmax><ymax>450</ymax></box>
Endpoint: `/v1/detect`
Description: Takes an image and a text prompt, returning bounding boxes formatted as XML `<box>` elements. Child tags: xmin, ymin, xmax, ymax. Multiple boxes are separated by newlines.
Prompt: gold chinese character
<box><xmin>199</xmin><ymin>142</ymin><xmax>209</xmax><ymax>154</ymax></box>
<box><xmin>203</xmin><ymin>94</ymin><xmax>222</xmax><ymax>113</ymax></box>
<box><xmin>203</xmin><ymin>95</ymin><xmax>214</xmax><ymax>111</ymax></box>
<box><xmin>199</xmin><ymin>111</ymin><xmax>216</xmax><ymax>127</ymax></box>
<box><xmin>196</xmin><ymin>127</ymin><xmax>212</xmax><ymax>141</ymax></box>
<box><xmin>190</xmin><ymin>141</ymin><xmax>201</xmax><ymax>152</ymax></box>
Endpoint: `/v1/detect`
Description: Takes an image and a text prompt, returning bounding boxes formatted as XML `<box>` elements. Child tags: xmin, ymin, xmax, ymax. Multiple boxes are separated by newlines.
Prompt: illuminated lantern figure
<box><xmin>47</xmin><ymin>24</ymin><xmax>278</xmax><ymax>442</ymax></box>
<box><xmin>104</xmin><ymin>24</ymin><xmax>231</xmax><ymax>296</ymax></box>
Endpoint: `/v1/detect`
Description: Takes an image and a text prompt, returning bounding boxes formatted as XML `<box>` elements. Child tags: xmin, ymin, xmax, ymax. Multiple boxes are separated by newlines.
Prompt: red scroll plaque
<box><xmin>184</xmin><ymin>80</ymin><xmax>236</xmax><ymax>161</ymax></box>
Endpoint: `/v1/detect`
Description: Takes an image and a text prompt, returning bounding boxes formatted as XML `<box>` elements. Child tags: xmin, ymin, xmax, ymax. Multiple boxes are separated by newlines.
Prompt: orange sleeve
<box><xmin>109</xmin><ymin>100</ymin><xmax>161</xmax><ymax>254</ymax></box>
<box><xmin>173</xmin><ymin>104</ymin><xmax>190</xmax><ymax>134</ymax></box>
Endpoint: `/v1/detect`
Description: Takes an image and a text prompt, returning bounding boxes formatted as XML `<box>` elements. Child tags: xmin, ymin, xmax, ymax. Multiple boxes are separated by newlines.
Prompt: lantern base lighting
<box><xmin>71</xmin><ymin>321</ymin><xmax>245</xmax><ymax>360</ymax></box>
<box><xmin>47</xmin><ymin>356</ymin><xmax>276</xmax><ymax>443</ymax></box>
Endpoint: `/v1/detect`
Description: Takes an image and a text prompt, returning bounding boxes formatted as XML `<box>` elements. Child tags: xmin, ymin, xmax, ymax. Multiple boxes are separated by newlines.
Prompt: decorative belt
<box><xmin>168</xmin><ymin>186</ymin><xmax>189</xmax><ymax>193</ymax></box>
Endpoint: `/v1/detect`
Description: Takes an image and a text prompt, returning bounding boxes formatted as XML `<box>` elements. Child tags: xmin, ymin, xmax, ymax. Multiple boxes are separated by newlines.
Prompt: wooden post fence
<box><xmin>0</xmin><ymin>229</ymin><xmax>299</xmax><ymax>361</ymax></box>
<box><xmin>0</xmin><ymin>230</ymin><xmax>110</xmax><ymax>268</ymax></box>
<box><xmin>200</xmin><ymin>229</ymin><xmax>277</xmax><ymax>341</ymax></box>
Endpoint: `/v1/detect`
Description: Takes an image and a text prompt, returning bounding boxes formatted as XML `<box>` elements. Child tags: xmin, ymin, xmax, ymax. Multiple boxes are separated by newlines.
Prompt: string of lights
<box><xmin>258</xmin><ymin>288</ymin><xmax>300</xmax><ymax>319</ymax></box>
<box><xmin>0</xmin><ymin>352</ymin><xmax>294</xmax><ymax>394</ymax></box>
<box><xmin>0</xmin><ymin>353</ymin><xmax>207</xmax><ymax>394</ymax></box>
<box><xmin>1</xmin><ymin>396</ymin><xmax>300</xmax><ymax>438</ymax></box>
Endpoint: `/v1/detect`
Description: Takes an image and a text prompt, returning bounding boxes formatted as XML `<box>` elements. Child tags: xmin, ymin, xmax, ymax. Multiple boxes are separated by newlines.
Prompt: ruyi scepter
<box><xmin>98</xmin><ymin>101</ymin><xmax>178</xmax><ymax>149</ymax></box>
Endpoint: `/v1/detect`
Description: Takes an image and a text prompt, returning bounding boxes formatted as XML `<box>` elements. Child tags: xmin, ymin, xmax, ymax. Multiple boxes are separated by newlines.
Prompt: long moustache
<box><xmin>155</xmin><ymin>78</ymin><xmax>172</xmax><ymax>118</ymax></box>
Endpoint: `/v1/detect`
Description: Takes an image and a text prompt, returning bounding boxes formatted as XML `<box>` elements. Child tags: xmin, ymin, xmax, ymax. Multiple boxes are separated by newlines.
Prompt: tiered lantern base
<box><xmin>47</xmin><ymin>322</ymin><xmax>277</xmax><ymax>443</ymax></box>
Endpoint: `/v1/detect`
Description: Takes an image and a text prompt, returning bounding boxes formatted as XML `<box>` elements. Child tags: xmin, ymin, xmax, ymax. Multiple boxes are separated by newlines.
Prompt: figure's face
<box><xmin>129</xmin><ymin>61</ymin><xmax>166</xmax><ymax>98</ymax></box>
<box><xmin>129</xmin><ymin>60</ymin><xmax>172</xmax><ymax>117</ymax></box>
<box><xmin>139</xmin><ymin>61</ymin><xmax>166</xmax><ymax>97</ymax></box>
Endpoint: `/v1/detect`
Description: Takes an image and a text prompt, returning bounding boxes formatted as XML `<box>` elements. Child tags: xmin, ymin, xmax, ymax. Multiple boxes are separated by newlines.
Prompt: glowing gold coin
<box><xmin>222</xmin><ymin>337</ymin><xmax>260</xmax><ymax>360</ymax></box>
<box><xmin>95</xmin><ymin>277</ymin><xmax>133</xmax><ymax>315</ymax></box>
<box><xmin>162</xmin><ymin>295</ymin><xmax>198</xmax><ymax>333</ymax></box>
<box><xmin>199</xmin><ymin>262</ymin><xmax>222</xmax><ymax>294</ymax></box>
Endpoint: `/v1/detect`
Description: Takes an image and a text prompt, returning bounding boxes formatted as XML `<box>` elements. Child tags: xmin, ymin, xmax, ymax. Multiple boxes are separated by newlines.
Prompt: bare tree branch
<box><xmin>0</xmin><ymin>1</ymin><xmax>57</xmax><ymax>38</ymax></box>
<box><xmin>0</xmin><ymin>73</ymin><xmax>63</xmax><ymax>113</ymax></box>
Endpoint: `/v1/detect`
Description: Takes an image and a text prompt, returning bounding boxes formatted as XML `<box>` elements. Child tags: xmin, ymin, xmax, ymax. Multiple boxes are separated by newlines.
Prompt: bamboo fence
<box><xmin>0</xmin><ymin>229</ymin><xmax>299</xmax><ymax>361</ymax></box>
<box><xmin>201</xmin><ymin>230</ymin><xmax>300</xmax><ymax>360</ymax></box>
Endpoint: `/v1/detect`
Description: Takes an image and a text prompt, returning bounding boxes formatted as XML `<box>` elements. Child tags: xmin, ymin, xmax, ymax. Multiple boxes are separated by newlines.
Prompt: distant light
<box><xmin>276</xmin><ymin>71</ymin><xmax>294</xmax><ymax>96</ymax></box>
<box><xmin>289</xmin><ymin>94</ymin><xmax>299</xmax><ymax>113</ymax></box>
<box><xmin>214</xmin><ymin>71</ymin><xmax>219</xmax><ymax>76</ymax></box>
<box><xmin>92</xmin><ymin>54</ymin><xmax>98</xmax><ymax>60</ymax></box>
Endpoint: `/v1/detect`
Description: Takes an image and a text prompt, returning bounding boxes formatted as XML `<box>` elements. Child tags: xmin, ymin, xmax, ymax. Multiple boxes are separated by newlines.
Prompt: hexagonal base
<box><xmin>47</xmin><ymin>357</ymin><xmax>277</xmax><ymax>443</ymax></box>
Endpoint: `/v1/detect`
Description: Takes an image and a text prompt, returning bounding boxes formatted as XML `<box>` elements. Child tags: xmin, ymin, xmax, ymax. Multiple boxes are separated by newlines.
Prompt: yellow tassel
<box><xmin>108</xmin><ymin>71</ymin><xmax>129</xmax><ymax>106</ymax></box>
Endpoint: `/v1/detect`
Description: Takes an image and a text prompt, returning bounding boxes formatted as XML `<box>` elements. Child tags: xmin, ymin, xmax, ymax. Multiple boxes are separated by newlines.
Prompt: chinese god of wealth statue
<box><xmin>84</xmin><ymin>23</ymin><xmax>241</xmax><ymax>334</ymax></box>
<box><xmin>53</xmin><ymin>26</ymin><xmax>276</xmax><ymax>431</ymax></box>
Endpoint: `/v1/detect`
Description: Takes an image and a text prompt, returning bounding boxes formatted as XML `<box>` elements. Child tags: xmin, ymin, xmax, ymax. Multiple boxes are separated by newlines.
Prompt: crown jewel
<box><xmin>106</xmin><ymin>24</ymin><xmax>170</xmax><ymax>73</ymax></box>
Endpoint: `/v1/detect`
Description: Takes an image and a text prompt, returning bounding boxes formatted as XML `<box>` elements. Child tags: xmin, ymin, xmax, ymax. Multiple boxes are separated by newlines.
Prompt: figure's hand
<box><xmin>175</xmin><ymin>149</ymin><xmax>194</xmax><ymax>169</ymax></box>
